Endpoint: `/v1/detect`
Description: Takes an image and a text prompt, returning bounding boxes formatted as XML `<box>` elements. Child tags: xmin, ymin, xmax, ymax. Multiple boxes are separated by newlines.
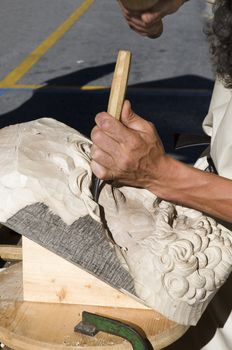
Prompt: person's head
<box><xmin>208</xmin><ymin>0</ymin><xmax>232</xmax><ymax>88</ymax></box>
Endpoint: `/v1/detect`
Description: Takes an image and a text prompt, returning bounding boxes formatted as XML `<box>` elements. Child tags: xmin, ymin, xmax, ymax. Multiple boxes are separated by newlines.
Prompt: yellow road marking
<box><xmin>7</xmin><ymin>84</ymin><xmax>108</xmax><ymax>90</ymax></box>
<box><xmin>9</xmin><ymin>84</ymin><xmax>44</xmax><ymax>89</ymax></box>
<box><xmin>0</xmin><ymin>0</ymin><xmax>94</xmax><ymax>88</ymax></box>
<box><xmin>80</xmin><ymin>85</ymin><xmax>107</xmax><ymax>90</ymax></box>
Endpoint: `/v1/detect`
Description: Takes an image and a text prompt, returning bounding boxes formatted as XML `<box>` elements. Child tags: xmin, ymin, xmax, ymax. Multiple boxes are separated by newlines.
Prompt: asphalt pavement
<box><xmin>0</xmin><ymin>0</ymin><xmax>214</xmax><ymax>162</ymax></box>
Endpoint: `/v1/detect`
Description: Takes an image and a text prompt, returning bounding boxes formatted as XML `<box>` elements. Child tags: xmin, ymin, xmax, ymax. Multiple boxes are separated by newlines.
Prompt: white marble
<box><xmin>99</xmin><ymin>185</ymin><xmax>232</xmax><ymax>325</ymax></box>
<box><xmin>0</xmin><ymin>118</ymin><xmax>99</xmax><ymax>225</ymax></box>
<box><xmin>0</xmin><ymin>117</ymin><xmax>232</xmax><ymax>326</ymax></box>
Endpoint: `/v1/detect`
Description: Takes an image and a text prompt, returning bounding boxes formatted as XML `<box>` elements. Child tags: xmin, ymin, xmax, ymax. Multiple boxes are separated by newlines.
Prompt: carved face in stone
<box><xmin>0</xmin><ymin>118</ymin><xmax>99</xmax><ymax>224</ymax></box>
<box><xmin>0</xmin><ymin>117</ymin><xmax>232</xmax><ymax>326</ymax></box>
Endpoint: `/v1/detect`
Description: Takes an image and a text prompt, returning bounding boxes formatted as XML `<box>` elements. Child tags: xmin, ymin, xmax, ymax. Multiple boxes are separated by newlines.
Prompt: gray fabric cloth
<box><xmin>5</xmin><ymin>202</ymin><xmax>135</xmax><ymax>294</ymax></box>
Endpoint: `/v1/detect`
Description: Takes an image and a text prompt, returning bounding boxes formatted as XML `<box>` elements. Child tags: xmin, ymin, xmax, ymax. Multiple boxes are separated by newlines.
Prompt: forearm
<box><xmin>149</xmin><ymin>156</ymin><xmax>232</xmax><ymax>222</ymax></box>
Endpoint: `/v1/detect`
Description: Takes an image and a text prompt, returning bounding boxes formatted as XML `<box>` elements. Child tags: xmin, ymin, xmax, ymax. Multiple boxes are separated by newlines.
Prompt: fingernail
<box><xmin>99</xmin><ymin>118</ymin><xmax>110</xmax><ymax>128</ymax></box>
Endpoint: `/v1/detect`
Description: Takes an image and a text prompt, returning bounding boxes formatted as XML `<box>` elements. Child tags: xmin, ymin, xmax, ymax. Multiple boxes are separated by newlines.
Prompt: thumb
<box><xmin>121</xmin><ymin>100</ymin><xmax>149</xmax><ymax>132</ymax></box>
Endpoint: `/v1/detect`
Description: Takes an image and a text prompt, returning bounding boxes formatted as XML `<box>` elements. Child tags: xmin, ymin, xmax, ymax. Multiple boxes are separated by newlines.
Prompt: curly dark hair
<box><xmin>207</xmin><ymin>0</ymin><xmax>232</xmax><ymax>88</ymax></box>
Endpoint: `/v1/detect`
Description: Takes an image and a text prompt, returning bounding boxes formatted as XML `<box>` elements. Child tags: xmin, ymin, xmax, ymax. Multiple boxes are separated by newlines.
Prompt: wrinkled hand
<box><xmin>118</xmin><ymin>0</ymin><xmax>185</xmax><ymax>38</ymax></box>
<box><xmin>91</xmin><ymin>100</ymin><xmax>167</xmax><ymax>189</ymax></box>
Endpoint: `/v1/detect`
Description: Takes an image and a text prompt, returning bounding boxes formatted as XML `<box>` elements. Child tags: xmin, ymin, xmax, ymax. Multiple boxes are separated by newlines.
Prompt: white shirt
<box><xmin>203</xmin><ymin>79</ymin><xmax>232</xmax><ymax>179</ymax></box>
<box><xmin>199</xmin><ymin>79</ymin><xmax>232</xmax><ymax>350</ymax></box>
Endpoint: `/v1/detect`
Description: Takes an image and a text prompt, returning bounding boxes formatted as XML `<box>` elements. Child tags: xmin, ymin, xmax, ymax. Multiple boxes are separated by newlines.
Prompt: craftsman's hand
<box><xmin>118</xmin><ymin>0</ymin><xmax>185</xmax><ymax>38</ymax></box>
<box><xmin>91</xmin><ymin>100</ymin><xmax>168</xmax><ymax>190</ymax></box>
<box><xmin>91</xmin><ymin>103</ymin><xmax>232</xmax><ymax>224</ymax></box>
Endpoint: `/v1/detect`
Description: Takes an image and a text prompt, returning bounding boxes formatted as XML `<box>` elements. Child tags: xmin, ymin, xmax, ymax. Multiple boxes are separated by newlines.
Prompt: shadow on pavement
<box><xmin>0</xmin><ymin>64</ymin><xmax>213</xmax><ymax>163</ymax></box>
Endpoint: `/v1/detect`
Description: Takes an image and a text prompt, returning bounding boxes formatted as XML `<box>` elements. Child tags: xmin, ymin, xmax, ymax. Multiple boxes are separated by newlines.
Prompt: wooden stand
<box><xmin>0</xmin><ymin>263</ymin><xmax>188</xmax><ymax>350</ymax></box>
<box><xmin>22</xmin><ymin>237</ymin><xmax>148</xmax><ymax>309</ymax></box>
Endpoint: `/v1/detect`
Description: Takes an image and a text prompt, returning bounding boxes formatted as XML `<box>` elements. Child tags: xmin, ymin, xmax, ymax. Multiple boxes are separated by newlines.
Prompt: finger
<box><xmin>94</xmin><ymin>112</ymin><xmax>133</xmax><ymax>144</ymax></box>
<box><xmin>123</xmin><ymin>0</ymin><xmax>168</xmax><ymax>22</ymax></box>
<box><xmin>141</xmin><ymin>11</ymin><xmax>161</xmax><ymax>25</ymax></box>
<box><xmin>91</xmin><ymin>144</ymin><xmax>114</xmax><ymax>169</ymax></box>
<box><xmin>91</xmin><ymin>160</ymin><xmax>114</xmax><ymax>181</ymax></box>
<box><xmin>91</xmin><ymin>125</ymin><xmax>122</xmax><ymax>156</ymax></box>
<box><xmin>126</xmin><ymin>17</ymin><xmax>163</xmax><ymax>37</ymax></box>
<box><xmin>125</xmin><ymin>13</ymin><xmax>161</xmax><ymax>28</ymax></box>
<box><xmin>121</xmin><ymin>100</ymin><xmax>152</xmax><ymax>133</ymax></box>
<box><xmin>128</xmin><ymin>24</ymin><xmax>154</xmax><ymax>37</ymax></box>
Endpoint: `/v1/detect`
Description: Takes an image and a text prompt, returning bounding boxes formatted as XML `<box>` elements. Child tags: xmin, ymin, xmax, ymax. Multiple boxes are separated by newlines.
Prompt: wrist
<box><xmin>146</xmin><ymin>156</ymin><xmax>189</xmax><ymax>201</ymax></box>
<box><xmin>145</xmin><ymin>155</ymin><xmax>174</xmax><ymax>195</ymax></box>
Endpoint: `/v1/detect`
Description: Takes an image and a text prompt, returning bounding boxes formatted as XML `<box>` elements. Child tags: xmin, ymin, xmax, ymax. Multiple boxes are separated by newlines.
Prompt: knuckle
<box><xmin>121</xmin><ymin>154</ymin><xmax>132</xmax><ymax>169</ymax></box>
<box><xmin>96</xmin><ymin>113</ymin><xmax>112</xmax><ymax>129</ymax></box>
<box><xmin>147</xmin><ymin>121</ymin><xmax>156</xmax><ymax>132</ymax></box>
<box><xmin>142</xmin><ymin>12</ymin><xmax>160</xmax><ymax>26</ymax></box>
<box><xmin>95</xmin><ymin>112</ymin><xmax>107</xmax><ymax>121</ymax></box>
<box><xmin>128</xmin><ymin>135</ymin><xmax>141</xmax><ymax>150</ymax></box>
<box><xmin>143</xmin><ymin>18</ymin><xmax>154</xmax><ymax>27</ymax></box>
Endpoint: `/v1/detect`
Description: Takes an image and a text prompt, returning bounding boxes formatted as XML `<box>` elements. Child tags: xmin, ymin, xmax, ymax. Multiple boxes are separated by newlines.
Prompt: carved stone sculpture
<box><xmin>100</xmin><ymin>185</ymin><xmax>232</xmax><ymax>325</ymax></box>
<box><xmin>0</xmin><ymin>117</ymin><xmax>231</xmax><ymax>326</ymax></box>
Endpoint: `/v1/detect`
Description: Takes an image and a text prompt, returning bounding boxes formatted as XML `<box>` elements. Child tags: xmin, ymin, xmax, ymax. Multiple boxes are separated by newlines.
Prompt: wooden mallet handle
<box><xmin>119</xmin><ymin>0</ymin><xmax>158</xmax><ymax>11</ymax></box>
<box><xmin>91</xmin><ymin>51</ymin><xmax>131</xmax><ymax>202</ymax></box>
<box><xmin>107</xmin><ymin>50</ymin><xmax>131</xmax><ymax>121</ymax></box>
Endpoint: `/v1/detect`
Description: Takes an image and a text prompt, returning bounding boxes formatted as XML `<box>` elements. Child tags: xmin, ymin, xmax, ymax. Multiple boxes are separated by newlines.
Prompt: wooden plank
<box><xmin>22</xmin><ymin>237</ymin><xmax>148</xmax><ymax>309</ymax></box>
<box><xmin>0</xmin><ymin>263</ymin><xmax>188</xmax><ymax>350</ymax></box>
<box><xmin>0</xmin><ymin>245</ymin><xmax>22</xmax><ymax>261</ymax></box>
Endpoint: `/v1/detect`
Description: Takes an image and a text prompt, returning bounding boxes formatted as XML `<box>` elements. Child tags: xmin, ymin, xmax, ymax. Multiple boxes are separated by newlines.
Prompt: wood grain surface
<box><xmin>0</xmin><ymin>263</ymin><xmax>188</xmax><ymax>350</ymax></box>
<box><xmin>107</xmin><ymin>50</ymin><xmax>131</xmax><ymax>120</ymax></box>
<box><xmin>0</xmin><ymin>245</ymin><xmax>22</xmax><ymax>261</ymax></box>
<box><xmin>23</xmin><ymin>237</ymin><xmax>148</xmax><ymax>309</ymax></box>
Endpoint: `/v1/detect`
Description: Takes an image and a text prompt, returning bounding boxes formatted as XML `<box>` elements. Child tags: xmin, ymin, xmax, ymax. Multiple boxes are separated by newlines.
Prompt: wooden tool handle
<box><xmin>107</xmin><ymin>50</ymin><xmax>131</xmax><ymax>121</ymax></box>
<box><xmin>119</xmin><ymin>0</ymin><xmax>158</xmax><ymax>11</ymax></box>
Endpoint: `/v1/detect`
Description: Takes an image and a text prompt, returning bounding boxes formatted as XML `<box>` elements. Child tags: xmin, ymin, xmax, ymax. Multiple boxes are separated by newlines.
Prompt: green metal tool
<box><xmin>74</xmin><ymin>311</ymin><xmax>154</xmax><ymax>350</ymax></box>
